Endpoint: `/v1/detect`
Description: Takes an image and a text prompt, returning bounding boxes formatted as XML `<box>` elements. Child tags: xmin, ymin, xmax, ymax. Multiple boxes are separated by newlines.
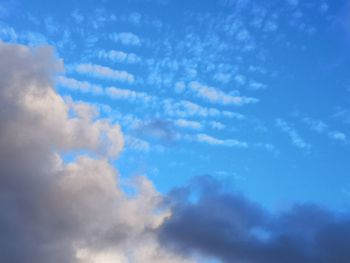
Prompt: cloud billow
<box><xmin>159</xmin><ymin>176</ymin><xmax>350</xmax><ymax>263</ymax></box>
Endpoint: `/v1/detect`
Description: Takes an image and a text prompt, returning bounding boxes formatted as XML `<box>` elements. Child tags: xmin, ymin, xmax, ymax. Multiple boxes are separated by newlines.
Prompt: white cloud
<box><xmin>162</xmin><ymin>99</ymin><xmax>246</xmax><ymax>120</ymax></box>
<box><xmin>57</xmin><ymin>76</ymin><xmax>103</xmax><ymax>94</ymax></box>
<box><xmin>213</xmin><ymin>72</ymin><xmax>232</xmax><ymax>84</ymax></box>
<box><xmin>222</xmin><ymin>111</ymin><xmax>245</xmax><ymax>120</ymax></box>
<box><xmin>162</xmin><ymin>99</ymin><xmax>220</xmax><ymax>118</ymax></box>
<box><xmin>209</xmin><ymin>121</ymin><xmax>225</xmax><ymax>130</ymax></box>
<box><xmin>303</xmin><ymin>117</ymin><xmax>327</xmax><ymax>133</ymax></box>
<box><xmin>248</xmin><ymin>80</ymin><xmax>267</xmax><ymax>90</ymax></box>
<box><xmin>110</xmin><ymin>32</ymin><xmax>141</xmax><ymax>46</ymax></box>
<box><xmin>276</xmin><ymin>118</ymin><xmax>311</xmax><ymax>150</ymax></box>
<box><xmin>174</xmin><ymin>81</ymin><xmax>186</xmax><ymax>93</ymax></box>
<box><xmin>234</xmin><ymin>74</ymin><xmax>246</xmax><ymax>86</ymax></box>
<box><xmin>196</xmin><ymin>133</ymin><xmax>248</xmax><ymax>148</ymax></box>
<box><xmin>187</xmin><ymin>81</ymin><xmax>258</xmax><ymax>106</ymax></box>
<box><xmin>328</xmin><ymin>131</ymin><xmax>347</xmax><ymax>142</ymax></box>
<box><xmin>174</xmin><ymin>119</ymin><xmax>202</xmax><ymax>130</ymax></box>
<box><xmin>106</xmin><ymin>86</ymin><xmax>155</xmax><ymax>103</ymax></box>
<box><xmin>125</xmin><ymin>135</ymin><xmax>151</xmax><ymax>152</ymax></box>
<box><xmin>74</xmin><ymin>63</ymin><xmax>135</xmax><ymax>84</ymax></box>
<box><xmin>72</xmin><ymin>9</ymin><xmax>84</xmax><ymax>23</ymax></box>
<box><xmin>97</xmin><ymin>49</ymin><xmax>140</xmax><ymax>64</ymax></box>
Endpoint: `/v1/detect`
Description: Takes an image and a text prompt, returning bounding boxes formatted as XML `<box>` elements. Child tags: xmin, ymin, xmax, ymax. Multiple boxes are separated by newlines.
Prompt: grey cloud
<box><xmin>159</xmin><ymin>175</ymin><xmax>350</xmax><ymax>263</ymax></box>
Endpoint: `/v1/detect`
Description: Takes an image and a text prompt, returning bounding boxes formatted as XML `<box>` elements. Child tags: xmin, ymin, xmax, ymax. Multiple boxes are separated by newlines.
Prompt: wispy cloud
<box><xmin>174</xmin><ymin>119</ymin><xmax>202</xmax><ymax>130</ymax></box>
<box><xmin>106</xmin><ymin>86</ymin><xmax>155</xmax><ymax>103</ymax></box>
<box><xmin>110</xmin><ymin>32</ymin><xmax>141</xmax><ymax>46</ymax></box>
<box><xmin>97</xmin><ymin>49</ymin><xmax>140</xmax><ymax>64</ymax></box>
<box><xmin>73</xmin><ymin>63</ymin><xmax>135</xmax><ymax>84</ymax></box>
<box><xmin>57</xmin><ymin>76</ymin><xmax>103</xmax><ymax>94</ymax></box>
<box><xmin>162</xmin><ymin>99</ymin><xmax>220</xmax><ymax>118</ymax></box>
<box><xmin>196</xmin><ymin>133</ymin><xmax>248</xmax><ymax>148</ymax></box>
<box><xmin>208</xmin><ymin>121</ymin><xmax>225</xmax><ymax>130</ymax></box>
<box><xmin>276</xmin><ymin>118</ymin><xmax>311</xmax><ymax>150</ymax></box>
<box><xmin>328</xmin><ymin>131</ymin><xmax>347</xmax><ymax>142</ymax></box>
<box><xmin>303</xmin><ymin>117</ymin><xmax>348</xmax><ymax>144</ymax></box>
<box><xmin>303</xmin><ymin>117</ymin><xmax>328</xmax><ymax>133</ymax></box>
<box><xmin>186</xmin><ymin>81</ymin><xmax>258</xmax><ymax>106</ymax></box>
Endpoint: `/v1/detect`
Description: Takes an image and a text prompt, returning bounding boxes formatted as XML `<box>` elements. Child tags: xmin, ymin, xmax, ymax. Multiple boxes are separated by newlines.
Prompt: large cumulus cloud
<box><xmin>0</xmin><ymin>41</ymin><xmax>193</xmax><ymax>263</ymax></box>
<box><xmin>159</xmin><ymin>176</ymin><xmax>350</xmax><ymax>263</ymax></box>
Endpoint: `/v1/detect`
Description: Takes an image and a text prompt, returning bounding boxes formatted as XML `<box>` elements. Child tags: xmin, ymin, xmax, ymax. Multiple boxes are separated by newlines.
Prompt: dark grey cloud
<box><xmin>159</xmin><ymin>175</ymin><xmax>350</xmax><ymax>263</ymax></box>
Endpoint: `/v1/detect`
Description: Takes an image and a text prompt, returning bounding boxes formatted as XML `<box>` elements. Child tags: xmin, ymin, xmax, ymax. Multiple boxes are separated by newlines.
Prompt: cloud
<box><xmin>174</xmin><ymin>119</ymin><xmax>202</xmax><ymax>130</ymax></box>
<box><xmin>73</xmin><ymin>63</ymin><xmax>135</xmax><ymax>84</ymax></box>
<box><xmin>125</xmin><ymin>135</ymin><xmax>151</xmax><ymax>152</ymax></box>
<box><xmin>110</xmin><ymin>32</ymin><xmax>141</xmax><ymax>46</ymax></box>
<box><xmin>0</xmin><ymin>41</ymin><xmax>192</xmax><ymax>263</ymax></box>
<box><xmin>159</xmin><ymin>175</ymin><xmax>350</xmax><ymax>263</ymax></box>
<box><xmin>303</xmin><ymin>117</ymin><xmax>347</xmax><ymax>143</ymax></box>
<box><xmin>162</xmin><ymin>99</ymin><xmax>221</xmax><ymax>118</ymax></box>
<box><xmin>328</xmin><ymin>131</ymin><xmax>347</xmax><ymax>142</ymax></box>
<box><xmin>106</xmin><ymin>86</ymin><xmax>156</xmax><ymax>103</ymax></box>
<box><xmin>196</xmin><ymin>133</ymin><xmax>248</xmax><ymax>148</ymax></box>
<box><xmin>97</xmin><ymin>49</ymin><xmax>140</xmax><ymax>64</ymax></box>
<box><xmin>57</xmin><ymin>76</ymin><xmax>103</xmax><ymax>94</ymax></box>
<box><xmin>187</xmin><ymin>81</ymin><xmax>258</xmax><ymax>106</ymax></box>
<box><xmin>276</xmin><ymin>118</ymin><xmax>311</xmax><ymax>150</ymax></box>
<box><xmin>208</xmin><ymin>121</ymin><xmax>225</xmax><ymax>130</ymax></box>
<box><xmin>303</xmin><ymin>117</ymin><xmax>328</xmax><ymax>133</ymax></box>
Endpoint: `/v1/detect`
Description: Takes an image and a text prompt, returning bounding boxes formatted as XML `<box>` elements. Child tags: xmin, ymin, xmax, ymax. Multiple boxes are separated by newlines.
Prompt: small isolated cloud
<box><xmin>73</xmin><ymin>63</ymin><xmax>135</xmax><ymax>83</ymax></box>
<box><xmin>71</xmin><ymin>9</ymin><xmax>84</xmax><ymax>23</ymax></box>
<box><xmin>97</xmin><ymin>49</ymin><xmax>140</xmax><ymax>64</ymax></box>
<box><xmin>187</xmin><ymin>81</ymin><xmax>258</xmax><ymax>106</ymax></box>
<box><xmin>276</xmin><ymin>118</ymin><xmax>311</xmax><ymax>150</ymax></box>
<box><xmin>196</xmin><ymin>133</ymin><xmax>248</xmax><ymax>148</ymax></box>
<box><xmin>248</xmin><ymin>80</ymin><xmax>267</xmax><ymax>90</ymax></box>
<box><xmin>174</xmin><ymin>119</ymin><xmax>202</xmax><ymax>130</ymax></box>
<box><xmin>303</xmin><ymin>117</ymin><xmax>328</xmax><ymax>133</ymax></box>
<box><xmin>110</xmin><ymin>32</ymin><xmax>141</xmax><ymax>46</ymax></box>
<box><xmin>213</xmin><ymin>72</ymin><xmax>232</xmax><ymax>84</ymax></box>
<box><xmin>328</xmin><ymin>131</ymin><xmax>347</xmax><ymax>142</ymax></box>
<box><xmin>208</xmin><ymin>121</ymin><xmax>225</xmax><ymax>130</ymax></box>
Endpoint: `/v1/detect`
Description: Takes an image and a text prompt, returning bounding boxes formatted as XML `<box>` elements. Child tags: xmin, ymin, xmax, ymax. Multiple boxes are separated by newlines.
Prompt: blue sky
<box><xmin>1</xmin><ymin>0</ymin><xmax>350</xmax><ymax>212</ymax></box>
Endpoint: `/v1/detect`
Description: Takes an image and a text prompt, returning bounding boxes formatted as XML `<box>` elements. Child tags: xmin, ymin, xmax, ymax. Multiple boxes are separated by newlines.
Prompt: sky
<box><xmin>1</xmin><ymin>0</ymin><xmax>350</xmax><ymax>262</ymax></box>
